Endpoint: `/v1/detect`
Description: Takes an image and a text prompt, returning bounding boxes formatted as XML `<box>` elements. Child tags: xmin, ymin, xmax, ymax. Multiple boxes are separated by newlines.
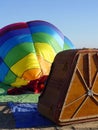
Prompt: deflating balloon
<box><xmin>0</xmin><ymin>20</ymin><xmax>75</xmax><ymax>93</ymax></box>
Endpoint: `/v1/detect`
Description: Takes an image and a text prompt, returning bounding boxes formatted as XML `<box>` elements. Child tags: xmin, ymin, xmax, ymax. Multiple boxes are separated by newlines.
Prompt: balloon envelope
<box><xmin>0</xmin><ymin>20</ymin><xmax>75</xmax><ymax>88</ymax></box>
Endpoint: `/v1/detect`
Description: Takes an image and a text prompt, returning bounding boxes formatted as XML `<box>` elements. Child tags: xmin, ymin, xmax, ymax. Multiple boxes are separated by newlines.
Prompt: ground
<box><xmin>0</xmin><ymin>103</ymin><xmax>98</xmax><ymax>130</ymax></box>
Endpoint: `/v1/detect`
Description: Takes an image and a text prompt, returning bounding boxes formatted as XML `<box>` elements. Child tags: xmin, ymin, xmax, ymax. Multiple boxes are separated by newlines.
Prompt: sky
<box><xmin>0</xmin><ymin>0</ymin><xmax>98</xmax><ymax>48</ymax></box>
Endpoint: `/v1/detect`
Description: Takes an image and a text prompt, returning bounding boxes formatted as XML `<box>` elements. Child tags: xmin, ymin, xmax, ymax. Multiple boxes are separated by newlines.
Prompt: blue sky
<box><xmin>0</xmin><ymin>0</ymin><xmax>98</xmax><ymax>48</ymax></box>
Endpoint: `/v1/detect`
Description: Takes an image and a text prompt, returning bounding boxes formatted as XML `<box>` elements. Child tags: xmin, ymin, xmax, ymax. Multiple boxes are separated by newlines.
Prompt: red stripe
<box><xmin>0</xmin><ymin>22</ymin><xmax>28</xmax><ymax>36</ymax></box>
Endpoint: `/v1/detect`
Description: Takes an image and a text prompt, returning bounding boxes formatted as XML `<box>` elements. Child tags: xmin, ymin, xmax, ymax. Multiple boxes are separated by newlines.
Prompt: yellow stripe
<box><xmin>11</xmin><ymin>53</ymin><xmax>40</xmax><ymax>77</ymax></box>
<box><xmin>37</xmin><ymin>55</ymin><xmax>51</xmax><ymax>75</ymax></box>
<box><xmin>11</xmin><ymin>77</ymin><xmax>29</xmax><ymax>87</ymax></box>
<box><xmin>34</xmin><ymin>43</ymin><xmax>56</xmax><ymax>63</ymax></box>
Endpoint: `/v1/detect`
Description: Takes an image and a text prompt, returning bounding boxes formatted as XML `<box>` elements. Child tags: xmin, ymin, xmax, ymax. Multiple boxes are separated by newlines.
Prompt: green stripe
<box><xmin>32</xmin><ymin>33</ymin><xmax>62</xmax><ymax>53</ymax></box>
<box><xmin>4</xmin><ymin>42</ymin><xmax>35</xmax><ymax>67</ymax></box>
<box><xmin>0</xmin><ymin>93</ymin><xmax>40</xmax><ymax>102</ymax></box>
<box><xmin>0</xmin><ymin>83</ymin><xmax>11</xmax><ymax>95</ymax></box>
<box><xmin>4</xmin><ymin>70</ymin><xmax>17</xmax><ymax>84</ymax></box>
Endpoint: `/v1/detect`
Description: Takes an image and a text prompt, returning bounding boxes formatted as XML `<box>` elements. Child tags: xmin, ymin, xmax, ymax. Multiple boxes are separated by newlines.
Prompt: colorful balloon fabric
<box><xmin>0</xmin><ymin>20</ymin><xmax>75</xmax><ymax>93</ymax></box>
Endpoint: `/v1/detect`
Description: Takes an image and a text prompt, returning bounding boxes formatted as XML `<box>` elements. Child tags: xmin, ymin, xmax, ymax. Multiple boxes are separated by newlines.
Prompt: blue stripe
<box><xmin>28</xmin><ymin>20</ymin><xmax>63</xmax><ymax>38</ymax></box>
<box><xmin>0</xmin><ymin>34</ymin><xmax>33</xmax><ymax>58</ymax></box>
<box><xmin>0</xmin><ymin>57</ymin><xmax>2</xmax><ymax>64</ymax></box>
<box><xmin>29</xmin><ymin>25</ymin><xmax>64</xmax><ymax>49</ymax></box>
<box><xmin>0</xmin><ymin>28</ymin><xmax>31</xmax><ymax>46</ymax></box>
<box><xmin>0</xmin><ymin>62</ymin><xmax>9</xmax><ymax>82</ymax></box>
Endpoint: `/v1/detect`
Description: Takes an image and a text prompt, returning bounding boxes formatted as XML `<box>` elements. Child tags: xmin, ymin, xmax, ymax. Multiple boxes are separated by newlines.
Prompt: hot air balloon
<box><xmin>0</xmin><ymin>20</ymin><xmax>75</xmax><ymax>94</ymax></box>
